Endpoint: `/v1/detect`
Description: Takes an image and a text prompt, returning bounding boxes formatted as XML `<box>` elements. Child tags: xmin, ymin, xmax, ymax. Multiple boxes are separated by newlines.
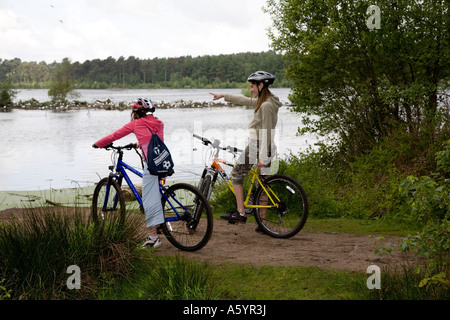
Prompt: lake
<box><xmin>0</xmin><ymin>88</ymin><xmax>317</xmax><ymax>191</ymax></box>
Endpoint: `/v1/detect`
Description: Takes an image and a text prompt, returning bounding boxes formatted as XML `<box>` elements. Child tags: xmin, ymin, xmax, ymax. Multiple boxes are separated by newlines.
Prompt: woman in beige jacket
<box><xmin>210</xmin><ymin>71</ymin><xmax>282</xmax><ymax>225</ymax></box>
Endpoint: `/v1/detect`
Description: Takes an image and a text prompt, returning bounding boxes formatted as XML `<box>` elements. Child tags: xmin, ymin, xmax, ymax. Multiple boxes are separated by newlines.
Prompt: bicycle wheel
<box><xmin>160</xmin><ymin>183</ymin><xmax>213</xmax><ymax>251</ymax></box>
<box><xmin>91</xmin><ymin>177</ymin><xmax>126</xmax><ymax>224</ymax></box>
<box><xmin>254</xmin><ymin>175</ymin><xmax>308</xmax><ymax>238</ymax></box>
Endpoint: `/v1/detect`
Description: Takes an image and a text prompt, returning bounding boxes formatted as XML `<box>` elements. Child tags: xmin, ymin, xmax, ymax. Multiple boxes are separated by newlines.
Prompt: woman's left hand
<box><xmin>257</xmin><ymin>160</ymin><xmax>264</xmax><ymax>171</ymax></box>
<box><xmin>209</xmin><ymin>92</ymin><xmax>224</xmax><ymax>100</ymax></box>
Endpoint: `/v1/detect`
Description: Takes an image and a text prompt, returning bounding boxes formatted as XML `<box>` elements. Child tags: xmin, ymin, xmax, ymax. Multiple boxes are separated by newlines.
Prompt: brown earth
<box><xmin>155</xmin><ymin>219</ymin><xmax>416</xmax><ymax>272</ymax></box>
<box><xmin>0</xmin><ymin>207</ymin><xmax>416</xmax><ymax>273</ymax></box>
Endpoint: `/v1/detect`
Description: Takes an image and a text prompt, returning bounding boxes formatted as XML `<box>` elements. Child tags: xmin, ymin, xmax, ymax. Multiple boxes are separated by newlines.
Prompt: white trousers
<box><xmin>142</xmin><ymin>163</ymin><xmax>164</xmax><ymax>227</ymax></box>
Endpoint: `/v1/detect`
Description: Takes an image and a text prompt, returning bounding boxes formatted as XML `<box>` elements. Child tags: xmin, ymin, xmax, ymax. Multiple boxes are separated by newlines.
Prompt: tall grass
<box><xmin>0</xmin><ymin>206</ymin><xmax>145</xmax><ymax>299</ymax></box>
<box><xmin>143</xmin><ymin>255</ymin><xmax>220</xmax><ymax>300</ymax></box>
<box><xmin>100</xmin><ymin>254</ymin><xmax>221</xmax><ymax>300</ymax></box>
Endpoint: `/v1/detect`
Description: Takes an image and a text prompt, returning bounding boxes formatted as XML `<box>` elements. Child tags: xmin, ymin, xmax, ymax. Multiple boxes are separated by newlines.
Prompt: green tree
<box><xmin>48</xmin><ymin>58</ymin><xmax>79</xmax><ymax>103</ymax></box>
<box><xmin>0</xmin><ymin>79</ymin><xmax>17</xmax><ymax>107</ymax></box>
<box><xmin>266</xmin><ymin>0</ymin><xmax>450</xmax><ymax>161</ymax></box>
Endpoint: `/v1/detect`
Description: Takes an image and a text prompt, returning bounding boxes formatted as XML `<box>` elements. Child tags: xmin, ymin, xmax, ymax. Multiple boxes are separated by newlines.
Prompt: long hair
<box><xmin>253</xmin><ymin>82</ymin><xmax>273</xmax><ymax>113</ymax></box>
<box><xmin>131</xmin><ymin>109</ymin><xmax>148</xmax><ymax>121</ymax></box>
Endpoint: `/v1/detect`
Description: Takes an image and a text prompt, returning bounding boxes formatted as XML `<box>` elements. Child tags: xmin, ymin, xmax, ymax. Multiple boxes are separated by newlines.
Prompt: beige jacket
<box><xmin>224</xmin><ymin>93</ymin><xmax>282</xmax><ymax>164</ymax></box>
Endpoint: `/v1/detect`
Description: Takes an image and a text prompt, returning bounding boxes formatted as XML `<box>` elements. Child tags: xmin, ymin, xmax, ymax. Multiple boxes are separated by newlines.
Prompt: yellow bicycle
<box><xmin>193</xmin><ymin>134</ymin><xmax>308</xmax><ymax>238</ymax></box>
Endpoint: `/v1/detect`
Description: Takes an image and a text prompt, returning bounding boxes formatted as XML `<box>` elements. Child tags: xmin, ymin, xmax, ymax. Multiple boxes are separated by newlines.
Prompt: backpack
<box><xmin>146</xmin><ymin>129</ymin><xmax>174</xmax><ymax>178</ymax></box>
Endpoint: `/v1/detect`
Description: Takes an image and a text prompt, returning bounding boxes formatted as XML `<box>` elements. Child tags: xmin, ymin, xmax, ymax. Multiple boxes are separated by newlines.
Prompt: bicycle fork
<box><xmin>101</xmin><ymin>172</ymin><xmax>122</xmax><ymax>216</ymax></box>
<box><xmin>199</xmin><ymin>167</ymin><xmax>218</xmax><ymax>201</ymax></box>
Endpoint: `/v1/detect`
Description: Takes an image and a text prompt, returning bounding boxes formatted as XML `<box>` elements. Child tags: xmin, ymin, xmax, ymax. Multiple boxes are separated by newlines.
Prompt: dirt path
<box><xmin>155</xmin><ymin>219</ymin><xmax>413</xmax><ymax>272</ymax></box>
<box><xmin>0</xmin><ymin>207</ymin><xmax>414</xmax><ymax>272</ymax></box>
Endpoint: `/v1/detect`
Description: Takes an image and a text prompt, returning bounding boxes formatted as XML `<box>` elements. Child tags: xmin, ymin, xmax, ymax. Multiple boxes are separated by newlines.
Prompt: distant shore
<box><xmin>1</xmin><ymin>98</ymin><xmax>233</xmax><ymax>112</ymax></box>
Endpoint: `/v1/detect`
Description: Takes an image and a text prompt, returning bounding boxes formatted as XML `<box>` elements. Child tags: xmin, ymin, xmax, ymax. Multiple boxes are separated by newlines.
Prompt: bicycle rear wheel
<box><xmin>91</xmin><ymin>177</ymin><xmax>126</xmax><ymax>224</ymax></box>
<box><xmin>161</xmin><ymin>183</ymin><xmax>213</xmax><ymax>251</ymax></box>
<box><xmin>254</xmin><ymin>175</ymin><xmax>308</xmax><ymax>238</ymax></box>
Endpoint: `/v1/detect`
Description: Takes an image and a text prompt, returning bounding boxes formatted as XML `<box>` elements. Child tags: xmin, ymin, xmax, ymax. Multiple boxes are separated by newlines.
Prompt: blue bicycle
<box><xmin>92</xmin><ymin>143</ymin><xmax>213</xmax><ymax>251</ymax></box>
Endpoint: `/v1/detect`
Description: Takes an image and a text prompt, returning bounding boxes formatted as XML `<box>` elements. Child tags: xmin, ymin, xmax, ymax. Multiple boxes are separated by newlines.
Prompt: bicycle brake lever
<box><xmin>104</xmin><ymin>143</ymin><xmax>113</xmax><ymax>150</ymax></box>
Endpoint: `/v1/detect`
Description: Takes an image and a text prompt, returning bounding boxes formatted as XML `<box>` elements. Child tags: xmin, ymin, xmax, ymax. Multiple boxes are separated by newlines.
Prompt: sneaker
<box><xmin>220</xmin><ymin>211</ymin><xmax>247</xmax><ymax>223</ymax></box>
<box><xmin>141</xmin><ymin>237</ymin><xmax>162</xmax><ymax>249</ymax></box>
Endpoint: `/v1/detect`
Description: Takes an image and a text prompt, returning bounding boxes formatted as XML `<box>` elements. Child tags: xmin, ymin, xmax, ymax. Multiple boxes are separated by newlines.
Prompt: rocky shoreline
<box><xmin>0</xmin><ymin>98</ymin><xmax>257</xmax><ymax>112</ymax></box>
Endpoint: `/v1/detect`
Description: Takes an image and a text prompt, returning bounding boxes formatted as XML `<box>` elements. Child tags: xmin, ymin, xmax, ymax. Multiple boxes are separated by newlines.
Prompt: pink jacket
<box><xmin>95</xmin><ymin>115</ymin><xmax>164</xmax><ymax>159</ymax></box>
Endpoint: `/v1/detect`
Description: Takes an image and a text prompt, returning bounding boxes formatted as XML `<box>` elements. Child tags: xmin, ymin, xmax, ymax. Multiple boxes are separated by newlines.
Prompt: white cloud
<box><xmin>0</xmin><ymin>10</ymin><xmax>42</xmax><ymax>56</ymax></box>
<box><xmin>0</xmin><ymin>0</ymin><xmax>272</xmax><ymax>63</ymax></box>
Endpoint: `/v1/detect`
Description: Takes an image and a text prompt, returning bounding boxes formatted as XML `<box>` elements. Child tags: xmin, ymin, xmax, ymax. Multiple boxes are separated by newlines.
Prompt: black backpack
<box><xmin>146</xmin><ymin>129</ymin><xmax>174</xmax><ymax>178</ymax></box>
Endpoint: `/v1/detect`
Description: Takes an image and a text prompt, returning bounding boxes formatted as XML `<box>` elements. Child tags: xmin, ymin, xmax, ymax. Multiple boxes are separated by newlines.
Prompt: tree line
<box><xmin>0</xmin><ymin>51</ymin><xmax>290</xmax><ymax>89</ymax></box>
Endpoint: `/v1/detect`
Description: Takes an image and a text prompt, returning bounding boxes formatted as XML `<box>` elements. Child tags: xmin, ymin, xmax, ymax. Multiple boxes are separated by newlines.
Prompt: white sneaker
<box><xmin>141</xmin><ymin>237</ymin><xmax>162</xmax><ymax>249</ymax></box>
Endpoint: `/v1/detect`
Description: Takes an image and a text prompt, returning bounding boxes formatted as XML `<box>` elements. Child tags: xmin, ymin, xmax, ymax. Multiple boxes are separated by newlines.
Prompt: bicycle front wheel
<box><xmin>254</xmin><ymin>175</ymin><xmax>308</xmax><ymax>238</ymax></box>
<box><xmin>161</xmin><ymin>183</ymin><xmax>213</xmax><ymax>251</ymax></box>
<box><xmin>91</xmin><ymin>177</ymin><xmax>126</xmax><ymax>224</ymax></box>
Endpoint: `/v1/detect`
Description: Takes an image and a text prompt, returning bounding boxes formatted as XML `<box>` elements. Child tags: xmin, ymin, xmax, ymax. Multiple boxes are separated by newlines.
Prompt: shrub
<box><xmin>0</xmin><ymin>80</ymin><xmax>17</xmax><ymax>107</ymax></box>
<box><xmin>397</xmin><ymin>140</ymin><xmax>450</xmax><ymax>298</ymax></box>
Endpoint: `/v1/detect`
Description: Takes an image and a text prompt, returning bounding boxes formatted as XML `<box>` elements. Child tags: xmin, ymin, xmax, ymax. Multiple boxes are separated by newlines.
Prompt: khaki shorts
<box><xmin>230</xmin><ymin>141</ymin><xmax>270</xmax><ymax>185</ymax></box>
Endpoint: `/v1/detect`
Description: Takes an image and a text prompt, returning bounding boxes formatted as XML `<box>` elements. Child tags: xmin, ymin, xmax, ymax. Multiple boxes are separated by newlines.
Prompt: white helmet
<box><xmin>132</xmin><ymin>98</ymin><xmax>155</xmax><ymax>115</ymax></box>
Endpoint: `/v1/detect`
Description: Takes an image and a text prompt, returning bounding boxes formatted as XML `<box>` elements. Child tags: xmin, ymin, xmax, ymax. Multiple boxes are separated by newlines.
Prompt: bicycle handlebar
<box><xmin>102</xmin><ymin>143</ymin><xmax>138</xmax><ymax>151</ymax></box>
<box><xmin>193</xmin><ymin>133</ymin><xmax>211</xmax><ymax>145</ymax></box>
<box><xmin>193</xmin><ymin>134</ymin><xmax>243</xmax><ymax>154</ymax></box>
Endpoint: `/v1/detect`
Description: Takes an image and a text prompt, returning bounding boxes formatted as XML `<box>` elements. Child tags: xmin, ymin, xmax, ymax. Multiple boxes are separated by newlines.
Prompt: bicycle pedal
<box><xmin>228</xmin><ymin>221</ymin><xmax>239</xmax><ymax>225</ymax></box>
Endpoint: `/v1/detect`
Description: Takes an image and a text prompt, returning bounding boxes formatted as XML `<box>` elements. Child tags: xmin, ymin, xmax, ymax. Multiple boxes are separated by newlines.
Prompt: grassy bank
<box><xmin>0</xmin><ymin>202</ymin><xmax>439</xmax><ymax>301</ymax></box>
<box><xmin>102</xmin><ymin>254</ymin><xmax>371</xmax><ymax>300</ymax></box>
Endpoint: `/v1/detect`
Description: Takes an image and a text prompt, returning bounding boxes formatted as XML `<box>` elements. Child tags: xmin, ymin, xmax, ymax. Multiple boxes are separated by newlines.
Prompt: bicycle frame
<box><xmin>103</xmin><ymin>147</ymin><xmax>187</xmax><ymax>223</ymax></box>
<box><xmin>211</xmin><ymin>156</ymin><xmax>279</xmax><ymax>210</ymax></box>
<box><xmin>196</xmin><ymin>136</ymin><xmax>279</xmax><ymax>211</ymax></box>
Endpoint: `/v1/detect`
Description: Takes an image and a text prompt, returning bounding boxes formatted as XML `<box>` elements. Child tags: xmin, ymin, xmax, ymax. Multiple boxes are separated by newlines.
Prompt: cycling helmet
<box><xmin>132</xmin><ymin>98</ymin><xmax>155</xmax><ymax>115</ymax></box>
<box><xmin>247</xmin><ymin>71</ymin><xmax>276</xmax><ymax>86</ymax></box>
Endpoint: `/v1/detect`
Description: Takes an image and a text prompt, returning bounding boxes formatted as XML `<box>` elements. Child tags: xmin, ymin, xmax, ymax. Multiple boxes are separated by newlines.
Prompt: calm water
<box><xmin>0</xmin><ymin>88</ymin><xmax>316</xmax><ymax>191</ymax></box>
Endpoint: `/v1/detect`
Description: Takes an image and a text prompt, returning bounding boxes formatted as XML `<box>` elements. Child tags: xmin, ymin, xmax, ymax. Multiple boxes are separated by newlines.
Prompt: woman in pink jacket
<box><xmin>93</xmin><ymin>98</ymin><xmax>164</xmax><ymax>249</ymax></box>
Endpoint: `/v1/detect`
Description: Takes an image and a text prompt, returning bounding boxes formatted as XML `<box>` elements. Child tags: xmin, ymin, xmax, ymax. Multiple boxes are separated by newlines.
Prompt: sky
<box><xmin>0</xmin><ymin>0</ymin><xmax>273</xmax><ymax>63</ymax></box>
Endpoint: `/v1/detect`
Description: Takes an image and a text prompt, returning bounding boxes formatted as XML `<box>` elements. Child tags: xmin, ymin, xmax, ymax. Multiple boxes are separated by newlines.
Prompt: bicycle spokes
<box><xmin>160</xmin><ymin>183</ymin><xmax>213</xmax><ymax>251</ymax></box>
<box><xmin>255</xmin><ymin>175</ymin><xmax>308</xmax><ymax>238</ymax></box>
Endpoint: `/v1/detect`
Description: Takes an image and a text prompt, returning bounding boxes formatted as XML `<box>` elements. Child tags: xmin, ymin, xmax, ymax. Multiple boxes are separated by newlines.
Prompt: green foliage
<box><xmin>0</xmin><ymin>79</ymin><xmax>16</xmax><ymax>107</ymax></box>
<box><xmin>370</xmin><ymin>263</ymin><xmax>449</xmax><ymax>300</ymax></box>
<box><xmin>397</xmin><ymin>140</ymin><xmax>450</xmax><ymax>296</ymax></box>
<box><xmin>266</xmin><ymin>0</ymin><xmax>450</xmax><ymax>161</ymax></box>
<box><xmin>48</xmin><ymin>58</ymin><xmax>79</xmax><ymax>103</ymax></box>
<box><xmin>0</xmin><ymin>206</ymin><xmax>143</xmax><ymax>299</ymax></box>
<box><xmin>398</xmin><ymin>176</ymin><xmax>449</xmax><ymax>226</ymax></box>
<box><xmin>0</xmin><ymin>278</ymin><xmax>11</xmax><ymax>300</ymax></box>
<box><xmin>437</xmin><ymin>140</ymin><xmax>450</xmax><ymax>174</ymax></box>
